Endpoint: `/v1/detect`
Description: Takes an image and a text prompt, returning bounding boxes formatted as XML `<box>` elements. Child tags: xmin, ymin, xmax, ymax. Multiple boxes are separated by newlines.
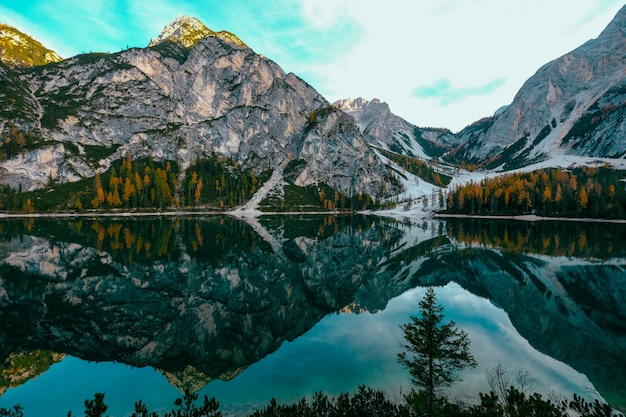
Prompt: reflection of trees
<box><xmin>1</xmin><ymin>216</ymin><xmax>626</xmax><ymax>408</ymax></box>
<box><xmin>445</xmin><ymin>219</ymin><xmax>626</xmax><ymax>259</ymax></box>
<box><xmin>85</xmin><ymin>219</ymin><xmax>180</xmax><ymax>264</ymax></box>
<box><xmin>0</xmin><ymin>215</ymin><xmax>402</xmax><ymax>390</ymax></box>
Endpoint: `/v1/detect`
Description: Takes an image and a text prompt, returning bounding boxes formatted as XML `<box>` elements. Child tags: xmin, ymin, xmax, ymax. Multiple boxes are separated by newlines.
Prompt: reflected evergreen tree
<box><xmin>0</xmin><ymin>405</ymin><xmax>23</xmax><ymax>417</ymax></box>
<box><xmin>67</xmin><ymin>393</ymin><xmax>108</xmax><ymax>417</ymax></box>
<box><xmin>398</xmin><ymin>287</ymin><xmax>477</xmax><ymax>416</ymax></box>
<box><xmin>163</xmin><ymin>389</ymin><xmax>221</xmax><ymax>417</ymax></box>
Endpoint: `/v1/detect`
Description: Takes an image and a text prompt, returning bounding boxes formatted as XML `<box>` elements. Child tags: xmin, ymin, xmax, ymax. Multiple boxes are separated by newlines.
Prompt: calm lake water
<box><xmin>0</xmin><ymin>215</ymin><xmax>624</xmax><ymax>416</ymax></box>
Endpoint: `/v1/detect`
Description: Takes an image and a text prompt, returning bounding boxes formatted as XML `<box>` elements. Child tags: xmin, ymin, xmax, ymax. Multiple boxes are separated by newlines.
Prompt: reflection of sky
<box><xmin>0</xmin><ymin>283</ymin><xmax>597</xmax><ymax>416</ymax></box>
<box><xmin>0</xmin><ymin>358</ymin><xmax>179</xmax><ymax>416</ymax></box>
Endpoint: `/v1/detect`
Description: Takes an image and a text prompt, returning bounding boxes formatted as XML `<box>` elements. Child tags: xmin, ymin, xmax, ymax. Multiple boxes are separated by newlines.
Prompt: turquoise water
<box><xmin>1</xmin><ymin>216</ymin><xmax>624</xmax><ymax>414</ymax></box>
<box><xmin>0</xmin><ymin>283</ymin><xmax>595</xmax><ymax>416</ymax></box>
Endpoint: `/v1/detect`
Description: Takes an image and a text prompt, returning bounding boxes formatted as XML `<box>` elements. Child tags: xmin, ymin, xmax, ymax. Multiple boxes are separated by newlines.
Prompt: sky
<box><xmin>1</xmin><ymin>0</ymin><xmax>624</xmax><ymax>132</ymax></box>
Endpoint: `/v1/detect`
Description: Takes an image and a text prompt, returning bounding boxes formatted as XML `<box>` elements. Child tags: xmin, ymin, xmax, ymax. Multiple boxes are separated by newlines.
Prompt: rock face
<box><xmin>336</xmin><ymin>97</ymin><xmax>460</xmax><ymax>159</ymax></box>
<box><xmin>0</xmin><ymin>17</ymin><xmax>396</xmax><ymax>197</ymax></box>
<box><xmin>451</xmin><ymin>5</ymin><xmax>626</xmax><ymax>169</ymax></box>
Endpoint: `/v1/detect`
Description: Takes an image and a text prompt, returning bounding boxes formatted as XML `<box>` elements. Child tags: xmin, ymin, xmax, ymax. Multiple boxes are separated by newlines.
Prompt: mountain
<box><xmin>3</xmin><ymin>6</ymin><xmax>626</xmax><ymax>209</ymax></box>
<box><xmin>148</xmin><ymin>15</ymin><xmax>246</xmax><ymax>49</ymax></box>
<box><xmin>335</xmin><ymin>97</ymin><xmax>460</xmax><ymax>158</ymax></box>
<box><xmin>0</xmin><ymin>17</ymin><xmax>397</xmax><ymax>202</ymax></box>
<box><xmin>0</xmin><ymin>23</ymin><xmax>62</xmax><ymax>68</ymax></box>
<box><xmin>448</xmin><ymin>5</ymin><xmax>626</xmax><ymax>170</ymax></box>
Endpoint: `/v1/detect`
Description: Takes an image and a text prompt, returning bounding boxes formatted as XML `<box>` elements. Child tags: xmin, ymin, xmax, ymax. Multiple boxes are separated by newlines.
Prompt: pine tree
<box><xmin>123</xmin><ymin>177</ymin><xmax>136</xmax><ymax>205</ymax></box>
<box><xmin>398</xmin><ymin>287</ymin><xmax>477</xmax><ymax>416</ymax></box>
<box><xmin>83</xmin><ymin>393</ymin><xmax>108</xmax><ymax>417</ymax></box>
<box><xmin>195</xmin><ymin>177</ymin><xmax>203</xmax><ymax>205</ymax></box>
<box><xmin>578</xmin><ymin>186</ymin><xmax>589</xmax><ymax>211</ymax></box>
<box><xmin>94</xmin><ymin>172</ymin><xmax>105</xmax><ymax>206</ymax></box>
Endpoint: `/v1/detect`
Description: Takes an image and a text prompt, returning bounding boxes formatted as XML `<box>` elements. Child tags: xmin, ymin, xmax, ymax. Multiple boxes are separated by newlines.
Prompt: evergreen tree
<box><xmin>83</xmin><ymin>393</ymin><xmax>108</xmax><ymax>417</ymax></box>
<box><xmin>398</xmin><ymin>287</ymin><xmax>477</xmax><ymax>416</ymax></box>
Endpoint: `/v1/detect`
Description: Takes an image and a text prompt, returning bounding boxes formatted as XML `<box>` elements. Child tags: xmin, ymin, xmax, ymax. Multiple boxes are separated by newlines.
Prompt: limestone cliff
<box><xmin>450</xmin><ymin>5</ymin><xmax>626</xmax><ymax>169</ymax></box>
<box><xmin>0</xmin><ymin>18</ymin><xmax>397</xmax><ymax>199</ymax></box>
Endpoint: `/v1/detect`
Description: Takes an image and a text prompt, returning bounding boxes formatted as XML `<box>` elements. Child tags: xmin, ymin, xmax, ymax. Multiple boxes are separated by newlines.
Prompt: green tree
<box><xmin>69</xmin><ymin>393</ymin><xmax>108</xmax><ymax>417</ymax></box>
<box><xmin>163</xmin><ymin>389</ymin><xmax>221</xmax><ymax>417</ymax></box>
<box><xmin>0</xmin><ymin>405</ymin><xmax>23</xmax><ymax>417</ymax></box>
<box><xmin>398</xmin><ymin>287</ymin><xmax>477</xmax><ymax>416</ymax></box>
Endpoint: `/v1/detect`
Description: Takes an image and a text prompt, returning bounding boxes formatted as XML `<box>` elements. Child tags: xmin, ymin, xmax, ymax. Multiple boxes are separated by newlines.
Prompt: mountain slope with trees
<box><xmin>0</xmin><ymin>17</ymin><xmax>399</xmax><ymax>210</ymax></box>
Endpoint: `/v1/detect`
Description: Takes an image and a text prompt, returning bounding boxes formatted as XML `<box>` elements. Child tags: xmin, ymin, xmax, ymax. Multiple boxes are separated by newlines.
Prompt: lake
<box><xmin>0</xmin><ymin>215</ymin><xmax>624</xmax><ymax>416</ymax></box>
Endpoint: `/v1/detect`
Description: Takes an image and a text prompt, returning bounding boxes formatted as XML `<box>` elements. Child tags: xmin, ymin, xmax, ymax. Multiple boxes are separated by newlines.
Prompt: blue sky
<box><xmin>1</xmin><ymin>0</ymin><xmax>624</xmax><ymax>131</ymax></box>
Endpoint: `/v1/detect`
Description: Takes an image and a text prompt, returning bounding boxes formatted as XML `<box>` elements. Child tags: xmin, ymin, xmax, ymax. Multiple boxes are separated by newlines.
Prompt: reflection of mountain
<box><xmin>0</xmin><ymin>351</ymin><xmax>65</xmax><ymax>395</ymax></box>
<box><xmin>0</xmin><ymin>216</ymin><xmax>404</xmax><ymax>390</ymax></box>
<box><xmin>410</xmin><ymin>219</ymin><xmax>626</xmax><ymax>411</ymax></box>
<box><xmin>0</xmin><ymin>216</ymin><xmax>625</xmax><ymax>411</ymax></box>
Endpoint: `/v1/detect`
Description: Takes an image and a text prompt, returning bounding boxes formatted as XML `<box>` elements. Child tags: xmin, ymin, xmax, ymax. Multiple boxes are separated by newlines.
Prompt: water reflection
<box><xmin>0</xmin><ymin>215</ymin><xmax>624</xmax><ymax>414</ymax></box>
<box><xmin>444</xmin><ymin>218</ymin><xmax>626</xmax><ymax>259</ymax></box>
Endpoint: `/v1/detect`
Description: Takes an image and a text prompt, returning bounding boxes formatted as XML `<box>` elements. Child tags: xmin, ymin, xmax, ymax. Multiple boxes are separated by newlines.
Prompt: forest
<box><xmin>444</xmin><ymin>165</ymin><xmax>626</xmax><ymax>218</ymax></box>
<box><xmin>0</xmin><ymin>153</ymin><xmax>380</xmax><ymax>213</ymax></box>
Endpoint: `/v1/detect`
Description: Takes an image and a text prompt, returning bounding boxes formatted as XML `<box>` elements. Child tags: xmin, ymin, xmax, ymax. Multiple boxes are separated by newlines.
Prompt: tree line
<box><xmin>0</xmin><ymin>152</ymin><xmax>379</xmax><ymax>213</ymax></box>
<box><xmin>445</xmin><ymin>166</ymin><xmax>626</xmax><ymax>218</ymax></box>
<box><xmin>182</xmin><ymin>155</ymin><xmax>270</xmax><ymax>209</ymax></box>
<box><xmin>83</xmin><ymin>156</ymin><xmax>179</xmax><ymax>210</ymax></box>
<box><xmin>0</xmin><ymin>154</ymin><xmax>265</xmax><ymax>212</ymax></box>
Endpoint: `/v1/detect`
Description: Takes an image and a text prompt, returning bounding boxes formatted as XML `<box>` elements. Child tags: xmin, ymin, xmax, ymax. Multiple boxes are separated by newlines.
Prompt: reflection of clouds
<box><xmin>221</xmin><ymin>281</ymin><xmax>597</xmax><ymax>406</ymax></box>
<box><xmin>294</xmin><ymin>282</ymin><xmax>597</xmax><ymax>402</ymax></box>
<box><xmin>6</xmin><ymin>281</ymin><xmax>598</xmax><ymax>414</ymax></box>
<box><xmin>434</xmin><ymin>283</ymin><xmax>595</xmax><ymax>399</ymax></box>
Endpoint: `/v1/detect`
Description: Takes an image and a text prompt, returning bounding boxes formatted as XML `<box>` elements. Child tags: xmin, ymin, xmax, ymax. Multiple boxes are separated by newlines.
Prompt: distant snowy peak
<box><xmin>335</xmin><ymin>97</ymin><xmax>381</xmax><ymax>112</ymax></box>
<box><xmin>336</xmin><ymin>97</ymin><xmax>461</xmax><ymax>159</ymax></box>
<box><xmin>148</xmin><ymin>15</ymin><xmax>246</xmax><ymax>48</ymax></box>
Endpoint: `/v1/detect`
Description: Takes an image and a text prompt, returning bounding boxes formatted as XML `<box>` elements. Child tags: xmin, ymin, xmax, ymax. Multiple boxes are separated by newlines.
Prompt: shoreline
<box><xmin>0</xmin><ymin>209</ymin><xmax>350</xmax><ymax>219</ymax></box>
<box><xmin>433</xmin><ymin>212</ymin><xmax>626</xmax><ymax>224</ymax></box>
<box><xmin>1</xmin><ymin>209</ymin><xmax>626</xmax><ymax>224</ymax></box>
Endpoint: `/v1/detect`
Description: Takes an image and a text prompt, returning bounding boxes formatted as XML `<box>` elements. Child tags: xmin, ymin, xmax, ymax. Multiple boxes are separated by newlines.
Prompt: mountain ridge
<box><xmin>1</xmin><ymin>7</ymin><xmax>626</xmax><ymax>211</ymax></box>
<box><xmin>0</xmin><ymin>23</ymin><xmax>62</xmax><ymax>68</ymax></box>
<box><xmin>0</xmin><ymin>18</ymin><xmax>398</xmax><ymax>206</ymax></box>
<box><xmin>448</xmin><ymin>4</ymin><xmax>626</xmax><ymax>170</ymax></box>
<box><xmin>335</xmin><ymin>97</ymin><xmax>460</xmax><ymax>159</ymax></box>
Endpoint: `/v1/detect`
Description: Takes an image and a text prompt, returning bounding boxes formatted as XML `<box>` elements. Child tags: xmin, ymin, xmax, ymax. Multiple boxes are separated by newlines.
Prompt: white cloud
<box><xmin>284</xmin><ymin>0</ymin><xmax>625</xmax><ymax>131</ymax></box>
<box><xmin>2</xmin><ymin>0</ymin><xmax>624</xmax><ymax>131</ymax></box>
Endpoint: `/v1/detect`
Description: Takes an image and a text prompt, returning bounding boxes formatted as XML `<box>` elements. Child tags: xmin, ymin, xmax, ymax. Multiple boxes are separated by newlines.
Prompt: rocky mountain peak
<box><xmin>335</xmin><ymin>97</ymin><xmax>459</xmax><ymax>158</ymax></box>
<box><xmin>597</xmin><ymin>4</ymin><xmax>626</xmax><ymax>41</ymax></box>
<box><xmin>335</xmin><ymin>97</ymin><xmax>373</xmax><ymax>112</ymax></box>
<box><xmin>148</xmin><ymin>15</ymin><xmax>246</xmax><ymax>49</ymax></box>
<box><xmin>0</xmin><ymin>23</ymin><xmax>62</xmax><ymax>68</ymax></box>
<box><xmin>449</xmin><ymin>4</ymin><xmax>626</xmax><ymax>168</ymax></box>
